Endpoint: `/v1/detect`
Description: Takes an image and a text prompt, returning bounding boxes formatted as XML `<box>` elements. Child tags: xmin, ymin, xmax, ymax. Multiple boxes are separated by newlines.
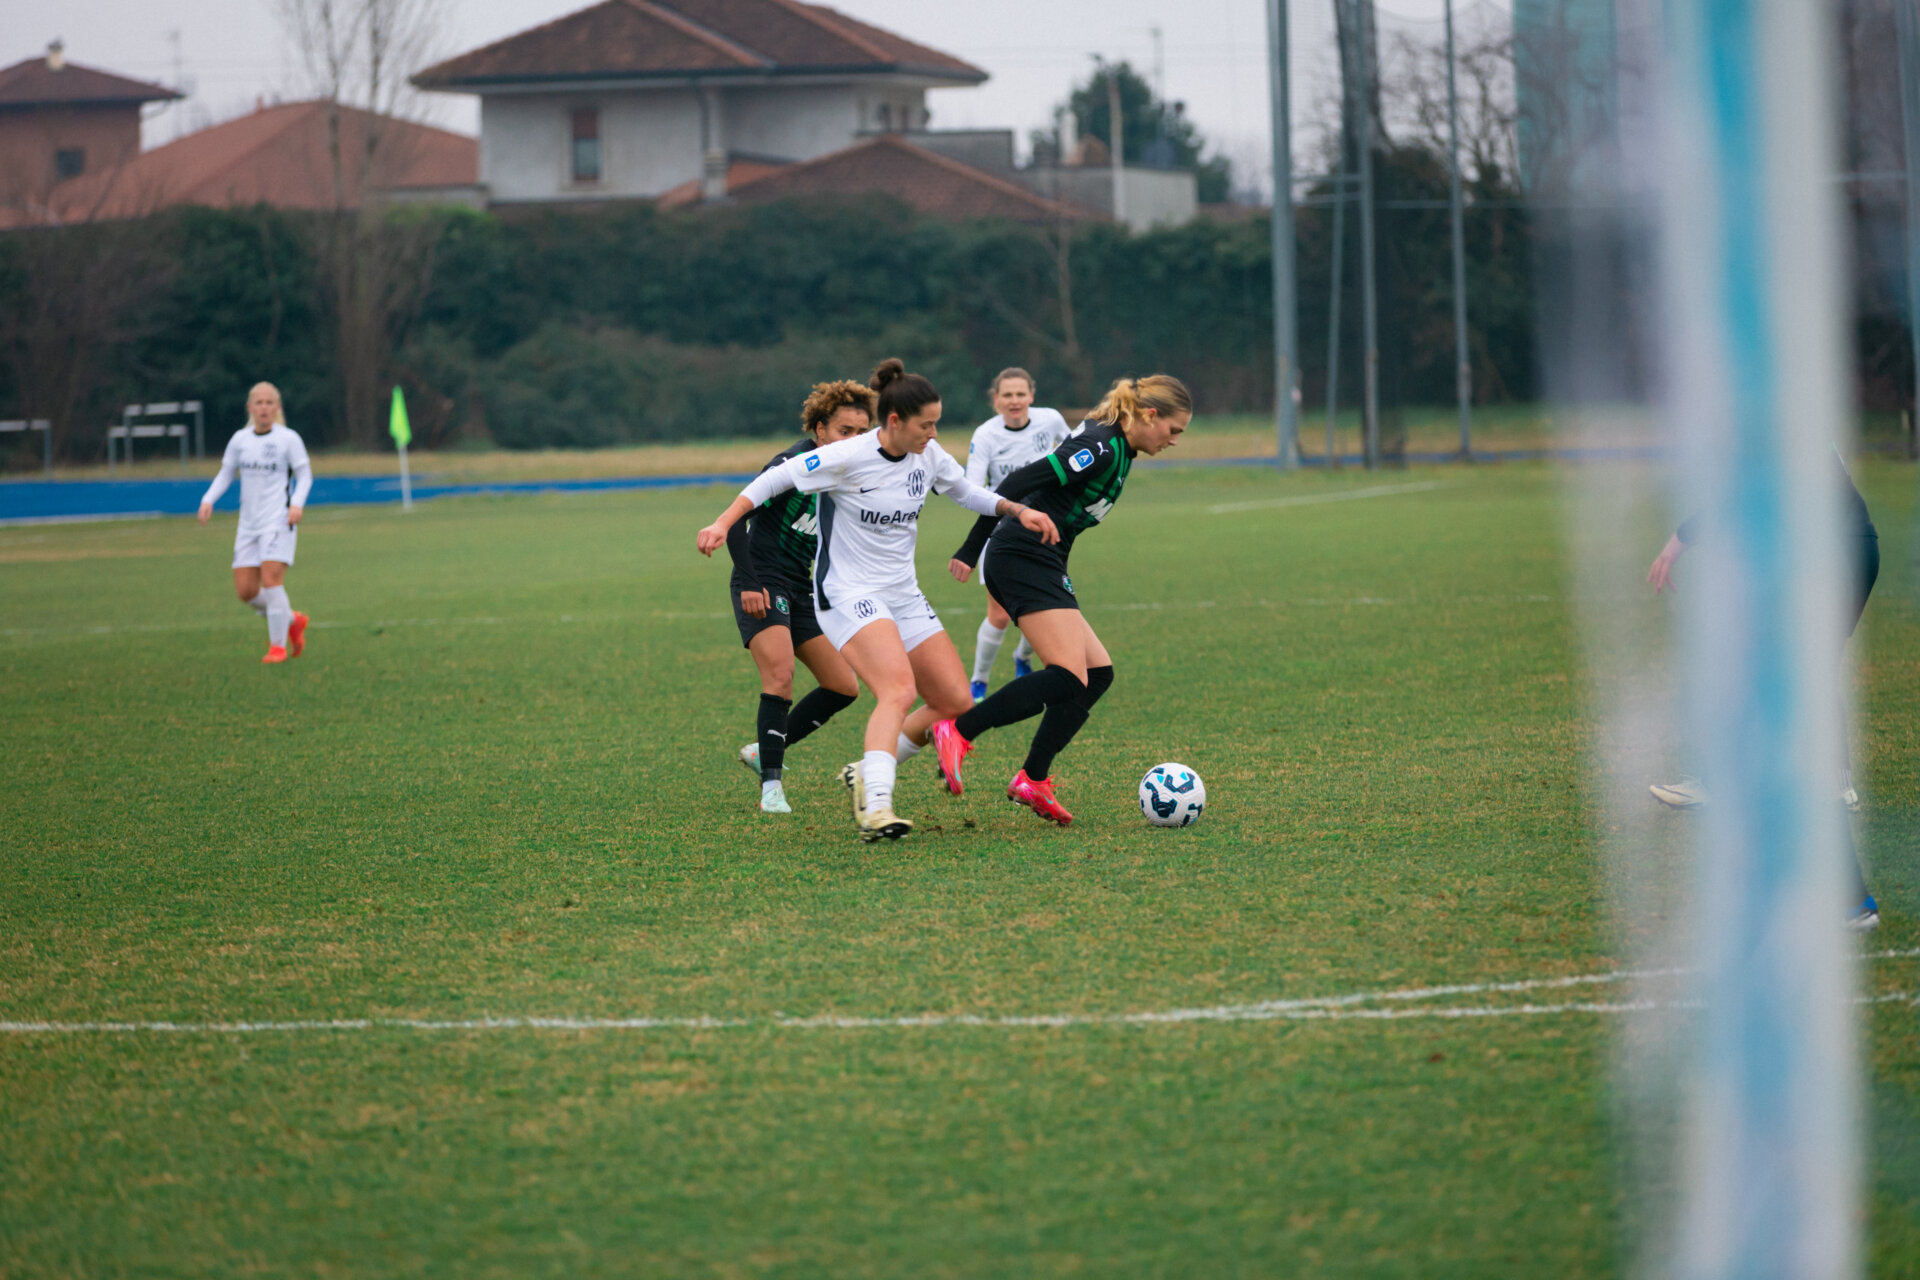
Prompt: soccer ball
<box><xmin>1139</xmin><ymin>763</ymin><xmax>1205</xmax><ymax>827</ymax></box>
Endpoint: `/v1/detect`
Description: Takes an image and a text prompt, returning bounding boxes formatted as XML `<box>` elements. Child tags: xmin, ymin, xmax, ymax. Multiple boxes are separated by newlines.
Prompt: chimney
<box><xmin>46</xmin><ymin>40</ymin><xmax>66</xmax><ymax>71</ymax></box>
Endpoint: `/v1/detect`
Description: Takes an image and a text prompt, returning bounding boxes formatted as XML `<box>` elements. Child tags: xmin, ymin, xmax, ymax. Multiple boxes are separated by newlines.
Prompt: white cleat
<box><xmin>739</xmin><ymin>742</ymin><xmax>761</xmax><ymax>776</ymax></box>
<box><xmin>858</xmin><ymin>806</ymin><xmax>913</xmax><ymax>843</ymax></box>
<box><xmin>842</xmin><ymin>760</ymin><xmax>868</xmax><ymax>826</ymax></box>
<box><xmin>1843</xmin><ymin>785</ymin><xmax>1861</xmax><ymax>813</ymax></box>
<box><xmin>760</xmin><ymin>781</ymin><xmax>792</xmax><ymax>814</ymax></box>
<box><xmin>1650</xmin><ymin>777</ymin><xmax>1708</xmax><ymax>809</ymax></box>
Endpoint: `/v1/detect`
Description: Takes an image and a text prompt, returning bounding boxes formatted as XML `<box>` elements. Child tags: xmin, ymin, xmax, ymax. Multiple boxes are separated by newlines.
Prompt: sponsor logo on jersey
<box><xmin>1067</xmin><ymin>448</ymin><xmax>1096</xmax><ymax>473</ymax></box>
<box><xmin>907</xmin><ymin>469</ymin><xmax>926</xmax><ymax>498</ymax></box>
<box><xmin>790</xmin><ymin>511</ymin><xmax>819</xmax><ymax>537</ymax></box>
<box><xmin>805</xmin><ymin>455</ymin><xmax>822</xmax><ymax>471</ymax></box>
<box><xmin>854</xmin><ymin>598</ymin><xmax>878</xmax><ymax>620</ymax></box>
<box><xmin>1086</xmin><ymin>497</ymin><xmax>1114</xmax><ymax>523</ymax></box>
<box><xmin>858</xmin><ymin>508</ymin><xmax>920</xmax><ymax>527</ymax></box>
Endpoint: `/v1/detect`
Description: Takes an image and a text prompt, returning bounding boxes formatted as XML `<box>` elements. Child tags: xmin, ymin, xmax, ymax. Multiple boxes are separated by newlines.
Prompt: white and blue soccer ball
<box><xmin>1139</xmin><ymin>763</ymin><xmax>1205</xmax><ymax>827</ymax></box>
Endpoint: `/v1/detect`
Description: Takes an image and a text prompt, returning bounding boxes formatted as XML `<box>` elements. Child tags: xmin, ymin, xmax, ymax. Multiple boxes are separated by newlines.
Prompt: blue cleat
<box><xmin>970</xmin><ymin>680</ymin><xmax>987</xmax><ymax>702</ymax></box>
<box><xmin>1848</xmin><ymin>896</ymin><xmax>1880</xmax><ymax>934</ymax></box>
<box><xmin>1014</xmin><ymin>656</ymin><xmax>1033</xmax><ymax>679</ymax></box>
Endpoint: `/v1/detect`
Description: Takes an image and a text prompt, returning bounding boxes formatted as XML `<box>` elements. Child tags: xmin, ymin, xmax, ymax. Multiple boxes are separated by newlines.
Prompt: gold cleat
<box><xmin>858</xmin><ymin>806</ymin><xmax>914</xmax><ymax>843</ymax></box>
<box><xmin>842</xmin><ymin>760</ymin><xmax>867</xmax><ymax>825</ymax></box>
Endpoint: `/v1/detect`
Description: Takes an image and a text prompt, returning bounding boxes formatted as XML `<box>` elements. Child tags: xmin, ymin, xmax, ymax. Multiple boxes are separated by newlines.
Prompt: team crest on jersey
<box><xmin>805</xmin><ymin>455</ymin><xmax>822</xmax><ymax>471</ymax></box>
<box><xmin>854</xmin><ymin>598</ymin><xmax>878</xmax><ymax>620</ymax></box>
<box><xmin>1062</xmin><ymin>574</ymin><xmax>1075</xmax><ymax>596</ymax></box>
<box><xmin>907</xmin><ymin>469</ymin><xmax>926</xmax><ymax>498</ymax></box>
<box><xmin>774</xmin><ymin>595</ymin><xmax>789</xmax><ymax>614</ymax></box>
<box><xmin>1067</xmin><ymin>448</ymin><xmax>1096</xmax><ymax>473</ymax></box>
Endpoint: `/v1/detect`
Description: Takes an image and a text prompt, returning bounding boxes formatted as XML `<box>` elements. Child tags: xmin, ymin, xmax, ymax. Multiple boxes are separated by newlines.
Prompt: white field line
<box><xmin>1208</xmin><ymin>480</ymin><xmax>1448</xmax><ymax>515</ymax></box>
<box><xmin>9</xmin><ymin>952</ymin><xmax>1915</xmax><ymax>1037</ymax></box>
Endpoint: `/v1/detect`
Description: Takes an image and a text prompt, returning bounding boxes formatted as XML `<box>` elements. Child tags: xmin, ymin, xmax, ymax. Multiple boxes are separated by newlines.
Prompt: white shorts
<box><xmin>818</xmin><ymin>586</ymin><xmax>945</xmax><ymax>653</ymax></box>
<box><xmin>233</xmin><ymin>525</ymin><xmax>297</xmax><ymax>569</ymax></box>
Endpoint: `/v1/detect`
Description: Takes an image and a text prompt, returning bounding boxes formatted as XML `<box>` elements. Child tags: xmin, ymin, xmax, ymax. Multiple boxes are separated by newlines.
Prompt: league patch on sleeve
<box><xmin>805</xmin><ymin>455</ymin><xmax>822</xmax><ymax>471</ymax></box>
<box><xmin>1067</xmin><ymin>448</ymin><xmax>1097</xmax><ymax>473</ymax></box>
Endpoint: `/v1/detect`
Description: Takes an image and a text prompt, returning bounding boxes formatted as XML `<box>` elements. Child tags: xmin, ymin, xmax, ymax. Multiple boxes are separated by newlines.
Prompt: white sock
<box><xmin>863</xmin><ymin>749</ymin><xmax>896</xmax><ymax>812</ymax></box>
<box><xmin>973</xmin><ymin>619</ymin><xmax>1008</xmax><ymax>683</ymax></box>
<box><xmin>896</xmin><ymin>733</ymin><xmax>922</xmax><ymax>760</ymax></box>
<box><xmin>258</xmin><ymin>585</ymin><xmax>292</xmax><ymax>647</ymax></box>
<box><xmin>762</xmin><ymin>779</ymin><xmax>784</xmax><ymax>799</ymax></box>
<box><xmin>1013</xmin><ymin>634</ymin><xmax>1035</xmax><ymax>664</ymax></box>
<box><xmin>243</xmin><ymin>592</ymin><xmax>269</xmax><ymax>618</ymax></box>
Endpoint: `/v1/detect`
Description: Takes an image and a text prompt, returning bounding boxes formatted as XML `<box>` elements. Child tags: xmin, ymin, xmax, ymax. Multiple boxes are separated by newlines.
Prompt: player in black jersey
<box><xmin>723</xmin><ymin>380</ymin><xmax>876</xmax><ymax>813</ymax></box>
<box><xmin>1645</xmin><ymin>450</ymin><xmax>1883</xmax><ymax>931</ymax></box>
<box><xmin>931</xmin><ymin>375</ymin><xmax>1192</xmax><ymax>825</ymax></box>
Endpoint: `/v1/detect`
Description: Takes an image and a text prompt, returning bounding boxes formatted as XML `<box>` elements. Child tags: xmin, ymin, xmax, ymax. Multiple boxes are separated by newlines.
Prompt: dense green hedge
<box><xmin>0</xmin><ymin>152</ymin><xmax>1540</xmax><ymax>463</ymax></box>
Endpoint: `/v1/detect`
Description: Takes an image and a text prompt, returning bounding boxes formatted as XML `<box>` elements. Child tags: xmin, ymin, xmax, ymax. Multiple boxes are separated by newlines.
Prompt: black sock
<box><xmin>955</xmin><ymin>665</ymin><xmax>1084</xmax><ymax>740</ymax></box>
<box><xmin>785</xmin><ymin>687</ymin><xmax>857</xmax><ymax>749</ymax></box>
<box><xmin>1023</xmin><ymin>702</ymin><xmax>1090</xmax><ymax>780</ymax></box>
<box><xmin>1078</xmin><ymin>664</ymin><xmax>1114</xmax><ymax>711</ymax></box>
<box><xmin>757</xmin><ymin>693</ymin><xmax>792</xmax><ymax>781</ymax></box>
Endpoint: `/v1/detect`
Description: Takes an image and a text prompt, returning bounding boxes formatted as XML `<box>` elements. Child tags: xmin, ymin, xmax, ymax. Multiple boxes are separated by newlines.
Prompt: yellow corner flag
<box><xmin>389</xmin><ymin>385</ymin><xmax>412</xmax><ymax>449</ymax></box>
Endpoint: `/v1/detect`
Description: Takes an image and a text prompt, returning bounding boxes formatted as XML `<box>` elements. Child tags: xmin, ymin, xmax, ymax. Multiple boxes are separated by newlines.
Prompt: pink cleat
<box><xmin>1007</xmin><ymin>769</ymin><xmax>1073</xmax><ymax>826</ymax></box>
<box><xmin>261</xmin><ymin>645</ymin><xmax>289</xmax><ymax>664</ymax></box>
<box><xmin>931</xmin><ymin>719</ymin><xmax>972</xmax><ymax>797</ymax></box>
<box><xmin>288</xmin><ymin>611</ymin><xmax>309</xmax><ymax>658</ymax></box>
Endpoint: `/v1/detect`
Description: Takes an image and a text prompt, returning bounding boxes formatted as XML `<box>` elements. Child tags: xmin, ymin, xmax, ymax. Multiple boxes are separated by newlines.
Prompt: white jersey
<box><xmin>202</xmin><ymin>424</ymin><xmax>313</xmax><ymax>536</ymax></box>
<box><xmin>740</xmin><ymin>434</ymin><xmax>1000</xmax><ymax>610</ymax></box>
<box><xmin>965</xmin><ymin>407</ymin><xmax>1072</xmax><ymax>490</ymax></box>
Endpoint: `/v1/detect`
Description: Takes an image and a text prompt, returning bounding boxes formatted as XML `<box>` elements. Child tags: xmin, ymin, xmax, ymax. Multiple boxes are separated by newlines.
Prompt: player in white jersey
<box><xmin>197</xmin><ymin>382</ymin><xmax>312</xmax><ymax>664</ymax></box>
<box><xmin>699</xmin><ymin>359</ymin><xmax>1059</xmax><ymax>841</ymax></box>
<box><xmin>962</xmin><ymin>368</ymin><xmax>1071</xmax><ymax>698</ymax></box>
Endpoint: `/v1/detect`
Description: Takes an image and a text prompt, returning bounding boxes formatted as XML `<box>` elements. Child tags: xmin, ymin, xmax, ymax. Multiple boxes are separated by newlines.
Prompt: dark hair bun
<box><xmin>870</xmin><ymin>357</ymin><xmax>906</xmax><ymax>392</ymax></box>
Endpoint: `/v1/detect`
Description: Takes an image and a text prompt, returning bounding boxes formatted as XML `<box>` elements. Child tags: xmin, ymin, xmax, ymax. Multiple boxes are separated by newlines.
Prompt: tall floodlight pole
<box><xmin>1107</xmin><ymin>66</ymin><xmax>1128</xmax><ymax>226</ymax></box>
<box><xmin>1356</xmin><ymin>0</ymin><xmax>1380</xmax><ymax>469</ymax></box>
<box><xmin>1663</xmin><ymin>1</ymin><xmax>1857</xmax><ymax>1276</ymax></box>
<box><xmin>1895</xmin><ymin>0</ymin><xmax>1920</xmax><ymax>444</ymax></box>
<box><xmin>1267</xmin><ymin>0</ymin><xmax>1299</xmax><ymax>468</ymax></box>
<box><xmin>1445</xmin><ymin>0</ymin><xmax>1471</xmax><ymax>457</ymax></box>
<box><xmin>1325</xmin><ymin>171</ymin><xmax>1347</xmax><ymax>467</ymax></box>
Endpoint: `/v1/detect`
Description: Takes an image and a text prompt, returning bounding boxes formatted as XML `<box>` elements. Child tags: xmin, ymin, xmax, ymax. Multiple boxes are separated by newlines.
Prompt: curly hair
<box><xmin>801</xmin><ymin>379</ymin><xmax>878</xmax><ymax>432</ymax></box>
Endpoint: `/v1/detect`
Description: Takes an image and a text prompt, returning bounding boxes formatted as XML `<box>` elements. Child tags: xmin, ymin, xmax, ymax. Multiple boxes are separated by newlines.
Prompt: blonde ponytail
<box><xmin>1092</xmin><ymin>374</ymin><xmax>1191</xmax><ymax>426</ymax></box>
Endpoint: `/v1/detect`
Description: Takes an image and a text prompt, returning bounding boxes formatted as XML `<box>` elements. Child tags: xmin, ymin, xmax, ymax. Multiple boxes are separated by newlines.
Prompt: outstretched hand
<box><xmin>1018</xmin><ymin>508</ymin><xmax>1061</xmax><ymax>545</ymax></box>
<box><xmin>696</xmin><ymin>524</ymin><xmax>728</xmax><ymax>556</ymax></box>
<box><xmin>1647</xmin><ymin>533</ymin><xmax>1685</xmax><ymax>595</ymax></box>
<box><xmin>948</xmin><ymin>558</ymin><xmax>973</xmax><ymax>583</ymax></box>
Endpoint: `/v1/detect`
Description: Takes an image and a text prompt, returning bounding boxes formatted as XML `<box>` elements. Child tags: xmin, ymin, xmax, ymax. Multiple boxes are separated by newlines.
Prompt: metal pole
<box><xmin>1267</xmin><ymin>0</ymin><xmax>1300</xmax><ymax>469</ymax></box>
<box><xmin>398</xmin><ymin>443</ymin><xmax>413</xmax><ymax>512</ymax></box>
<box><xmin>1356</xmin><ymin>0</ymin><xmax>1380</xmax><ymax>469</ymax></box>
<box><xmin>42</xmin><ymin>420</ymin><xmax>51</xmax><ymax>476</ymax></box>
<box><xmin>1445</xmin><ymin>0</ymin><xmax>1472</xmax><ymax>458</ymax></box>
<box><xmin>1895</xmin><ymin>0</ymin><xmax>1920</xmax><ymax>436</ymax></box>
<box><xmin>1325</xmin><ymin>174</ymin><xmax>1347</xmax><ymax>467</ymax></box>
<box><xmin>1107</xmin><ymin>67</ymin><xmax>1128</xmax><ymax>226</ymax></box>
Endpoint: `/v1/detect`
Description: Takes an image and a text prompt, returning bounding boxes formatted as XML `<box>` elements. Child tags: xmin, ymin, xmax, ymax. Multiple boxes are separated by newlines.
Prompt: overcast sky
<box><xmin>8</xmin><ymin>0</ymin><xmax>1508</xmax><ymax>195</ymax></box>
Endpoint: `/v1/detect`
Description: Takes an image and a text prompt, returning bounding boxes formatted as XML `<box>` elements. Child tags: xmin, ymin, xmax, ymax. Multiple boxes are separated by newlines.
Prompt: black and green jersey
<box><xmin>953</xmin><ymin>419</ymin><xmax>1135</xmax><ymax>565</ymax></box>
<box><xmin>727</xmin><ymin>439</ymin><xmax>821</xmax><ymax>589</ymax></box>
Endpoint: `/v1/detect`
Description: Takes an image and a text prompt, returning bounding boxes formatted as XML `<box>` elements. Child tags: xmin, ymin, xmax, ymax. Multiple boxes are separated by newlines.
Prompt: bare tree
<box><xmin>276</xmin><ymin>0</ymin><xmax>448</xmax><ymax>448</ymax></box>
<box><xmin>1384</xmin><ymin>27</ymin><xmax>1519</xmax><ymax>189</ymax></box>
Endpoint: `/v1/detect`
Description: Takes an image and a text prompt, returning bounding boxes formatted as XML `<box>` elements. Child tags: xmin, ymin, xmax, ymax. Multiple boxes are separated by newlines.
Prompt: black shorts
<box><xmin>731</xmin><ymin>574</ymin><xmax>824</xmax><ymax>649</ymax></box>
<box><xmin>981</xmin><ymin>537</ymin><xmax>1079</xmax><ymax>621</ymax></box>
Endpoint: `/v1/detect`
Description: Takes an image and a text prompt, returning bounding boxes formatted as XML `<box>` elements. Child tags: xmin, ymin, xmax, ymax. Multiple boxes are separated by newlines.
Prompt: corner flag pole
<box><xmin>389</xmin><ymin>386</ymin><xmax>413</xmax><ymax>512</ymax></box>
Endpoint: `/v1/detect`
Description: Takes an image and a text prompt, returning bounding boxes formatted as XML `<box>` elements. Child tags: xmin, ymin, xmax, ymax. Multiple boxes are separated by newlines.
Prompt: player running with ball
<box><xmin>197</xmin><ymin>382</ymin><xmax>312</xmax><ymax>664</ymax></box>
<box><xmin>933</xmin><ymin>375</ymin><xmax>1191</xmax><ymax>826</ymax></box>
<box><xmin>723</xmin><ymin>380</ymin><xmax>876</xmax><ymax>814</ymax></box>
<box><xmin>964</xmin><ymin>367</ymin><xmax>1072</xmax><ymax>698</ymax></box>
<box><xmin>698</xmin><ymin>359</ymin><xmax>1059</xmax><ymax>842</ymax></box>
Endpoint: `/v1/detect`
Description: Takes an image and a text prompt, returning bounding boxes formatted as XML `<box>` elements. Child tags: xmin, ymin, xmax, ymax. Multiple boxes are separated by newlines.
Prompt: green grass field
<box><xmin>3</xmin><ymin>459</ymin><xmax>1917</xmax><ymax>1276</ymax></box>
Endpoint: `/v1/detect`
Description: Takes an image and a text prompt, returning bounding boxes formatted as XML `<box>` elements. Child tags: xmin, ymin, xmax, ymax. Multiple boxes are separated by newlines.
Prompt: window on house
<box><xmin>877</xmin><ymin>103</ymin><xmax>892</xmax><ymax>132</ymax></box>
<box><xmin>55</xmin><ymin>148</ymin><xmax>85</xmax><ymax>180</ymax></box>
<box><xmin>570</xmin><ymin>108</ymin><xmax>601</xmax><ymax>183</ymax></box>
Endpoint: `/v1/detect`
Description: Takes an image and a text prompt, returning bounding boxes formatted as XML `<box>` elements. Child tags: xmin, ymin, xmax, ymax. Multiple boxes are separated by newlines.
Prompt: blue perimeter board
<box><xmin>0</xmin><ymin>472</ymin><xmax>759</xmax><ymax>524</ymax></box>
<box><xmin>0</xmin><ymin>447</ymin><xmax>1674</xmax><ymax>525</ymax></box>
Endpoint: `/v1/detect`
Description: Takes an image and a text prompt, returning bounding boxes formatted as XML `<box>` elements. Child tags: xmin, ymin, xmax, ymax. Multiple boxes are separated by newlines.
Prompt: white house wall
<box><xmin>481</xmin><ymin>93</ymin><xmax>705</xmax><ymax>202</ymax></box>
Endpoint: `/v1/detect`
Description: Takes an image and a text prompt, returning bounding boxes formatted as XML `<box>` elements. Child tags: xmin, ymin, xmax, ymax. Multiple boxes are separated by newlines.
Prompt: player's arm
<box><xmin>723</xmin><ymin>514</ymin><xmax>771</xmax><ymax>617</ymax></box>
<box><xmin>1648</xmin><ymin>514</ymin><xmax>1698</xmax><ymax>594</ymax></box>
<box><xmin>697</xmin><ymin>456</ymin><xmax>806</xmax><ymax>555</ymax></box>
<box><xmin>287</xmin><ymin>439</ymin><xmax>313</xmax><ymax>526</ymax></box>
<box><xmin>935</xmin><ymin>450</ymin><xmax>1057</xmax><ymax>542</ymax></box>
<box><xmin>198</xmin><ymin>441</ymin><xmax>239</xmax><ymax>524</ymax></box>
<box><xmin>949</xmin><ymin>455</ymin><xmax>1061</xmax><ymax>572</ymax></box>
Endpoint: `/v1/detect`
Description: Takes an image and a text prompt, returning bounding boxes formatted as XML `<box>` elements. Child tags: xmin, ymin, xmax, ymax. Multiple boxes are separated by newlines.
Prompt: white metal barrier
<box><xmin>106</xmin><ymin>423</ymin><xmax>190</xmax><ymax>474</ymax></box>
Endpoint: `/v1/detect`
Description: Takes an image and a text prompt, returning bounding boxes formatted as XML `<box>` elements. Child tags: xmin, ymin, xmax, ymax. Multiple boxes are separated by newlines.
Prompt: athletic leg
<box><xmin>256</xmin><ymin>560</ymin><xmax>293</xmax><ymax>655</ymax></box>
<box><xmin>839</xmin><ymin>621</ymin><xmax>917</xmax><ymax>824</ymax></box>
<box><xmin>1022</xmin><ymin>616</ymin><xmax>1112</xmax><ymax>780</ymax></box>
<box><xmin>786</xmin><ymin>635</ymin><xmax>859</xmax><ymax>750</ymax></box>
<box><xmin>953</xmin><ymin>608</ymin><xmax>1088</xmax><ymax>739</ymax></box>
